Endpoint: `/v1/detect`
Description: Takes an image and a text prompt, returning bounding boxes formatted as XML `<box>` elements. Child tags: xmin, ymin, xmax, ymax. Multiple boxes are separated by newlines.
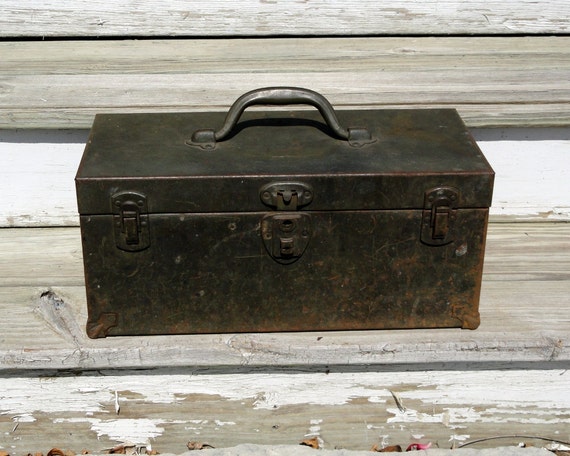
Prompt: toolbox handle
<box><xmin>188</xmin><ymin>87</ymin><xmax>373</xmax><ymax>149</ymax></box>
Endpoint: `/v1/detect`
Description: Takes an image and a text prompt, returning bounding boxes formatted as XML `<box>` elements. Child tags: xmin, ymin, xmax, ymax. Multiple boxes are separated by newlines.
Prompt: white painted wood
<box><xmin>0</xmin><ymin>224</ymin><xmax>568</xmax><ymax>371</ymax></box>
<box><xmin>1</xmin><ymin>128</ymin><xmax>569</xmax><ymax>227</ymax></box>
<box><xmin>1</xmin><ymin>37</ymin><xmax>569</xmax><ymax>129</ymax></box>
<box><xmin>0</xmin><ymin>130</ymin><xmax>85</xmax><ymax>227</ymax></box>
<box><xmin>2</xmin><ymin>0</ymin><xmax>569</xmax><ymax>37</ymax></box>
<box><xmin>474</xmin><ymin>129</ymin><xmax>570</xmax><ymax>221</ymax></box>
<box><xmin>0</xmin><ymin>368</ymin><xmax>568</xmax><ymax>453</ymax></box>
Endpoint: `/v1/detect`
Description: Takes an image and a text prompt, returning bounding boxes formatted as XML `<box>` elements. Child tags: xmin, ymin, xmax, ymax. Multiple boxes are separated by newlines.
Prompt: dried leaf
<box><xmin>371</xmin><ymin>444</ymin><xmax>402</xmax><ymax>452</ymax></box>
<box><xmin>0</xmin><ymin>451</ymin><xmax>11</xmax><ymax>456</ymax></box>
<box><xmin>186</xmin><ymin>442</ymin><xmax>214</xmax><ymax>451</ymax></box>
<box><xmin>47</xmin><ymin>449</ymin><xmax>74</xmax><ymax>456</ymax></box>
<box><xmin>47</xmin><ymin>450</ymin><xmax>63</xmax><ymax>456</ymax></box>
<box><xmin>299</xmin><ymin>437</ymin><xmax>320</xmax><ymax>449</ymax></box>
<box><xmin>107</xmin><ymin>444</ymin><xmax>136</xmax><ymax>455</ymax></box>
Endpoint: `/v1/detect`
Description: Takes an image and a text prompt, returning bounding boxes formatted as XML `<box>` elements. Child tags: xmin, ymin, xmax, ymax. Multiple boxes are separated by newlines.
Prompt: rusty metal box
<box><xmin>76</xmin><ymin>87</ymin><xmax>494</xmax><ymax>338</ymax></box>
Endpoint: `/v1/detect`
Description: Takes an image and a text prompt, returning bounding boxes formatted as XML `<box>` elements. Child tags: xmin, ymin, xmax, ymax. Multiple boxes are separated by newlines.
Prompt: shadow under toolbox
<box><xmin>76</xmin><ymin>87</ymin><xmax>494</xmax><ymax>338</ymax></box>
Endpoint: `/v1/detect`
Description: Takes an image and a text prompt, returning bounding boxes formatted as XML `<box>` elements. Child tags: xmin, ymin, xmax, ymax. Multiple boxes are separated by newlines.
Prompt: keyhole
<box><xmin>280</xmin><ymin>219</ymin><xmax>296</xmax><ymax>233</ymax></box>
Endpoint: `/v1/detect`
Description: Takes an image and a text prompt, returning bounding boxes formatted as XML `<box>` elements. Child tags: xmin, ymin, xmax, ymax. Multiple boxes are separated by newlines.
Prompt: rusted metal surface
<box><xmin>76</xmin><ymin>87</ymin><xmax>494</xmax><ymax>337</ymax></box>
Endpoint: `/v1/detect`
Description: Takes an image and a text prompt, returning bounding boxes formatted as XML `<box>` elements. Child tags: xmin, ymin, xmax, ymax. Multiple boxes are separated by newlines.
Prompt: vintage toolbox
<box><xmin>76</xmin><ymin>87</ymin><xmax>494</xmax><ymax>338</ymax></box>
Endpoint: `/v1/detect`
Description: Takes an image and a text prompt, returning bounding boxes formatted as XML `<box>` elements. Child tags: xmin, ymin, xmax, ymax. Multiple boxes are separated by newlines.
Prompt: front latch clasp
<box><xmin>112</xmin><ymin>191</ymin><xmax>150</xmax><ymax>252</ymax></box>
<box><xmin>261</xmin><ymin>213</ymin><xmax>312</xmax><ymax>264</ymax></box>
<box><xmin>260</xmin><ymin>182</ymin><xmax>313</xmax><ymax>211</ymax></box>
<box><xmin>421</xmin><ymin>186</ymin><xmax>459</xmax><ymax>246</ymax></box>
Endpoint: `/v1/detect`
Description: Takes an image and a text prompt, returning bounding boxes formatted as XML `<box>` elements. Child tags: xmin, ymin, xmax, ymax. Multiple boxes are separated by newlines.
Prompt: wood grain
<box><xmin>0</xmin><ymin>367</ymin><xmax>568</xmax><ymax>453</ymax></box>
<box><xmin>2</xmin><ymin>0</ymin><xmax>569</xmax><ymax>37</ymax></box>
<box><xmin>0</xmin><ymin>223</ymin><xmax>568</xmax><ymax>371</ymax></box>
<box><xmin>1</xmin><ymin>37</ymin><xmax>569</xmax><ymax>129</ymax></box>
<box><xmin>0</xmin><ymin>224</ymin><xmax>568</xmax><ymax>453</ymax></box>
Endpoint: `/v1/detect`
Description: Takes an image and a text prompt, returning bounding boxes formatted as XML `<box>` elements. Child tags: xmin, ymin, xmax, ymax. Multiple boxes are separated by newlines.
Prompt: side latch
<box><xmin>112</xmin><ymin>191</ymin><xmax>150</xmax><ymax>252</ymax></box>
<box><xmin>421</xmin><ymin>186</ymin><xmax>459</xmax><ymax>246</ymax></box>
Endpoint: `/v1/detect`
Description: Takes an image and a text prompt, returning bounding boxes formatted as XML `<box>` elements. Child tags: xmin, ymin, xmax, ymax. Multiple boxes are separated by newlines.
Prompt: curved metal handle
<box><xmin>189</xmin><ymin>87</ymin><xmax>373</xmax><ymax>149</ymax></box>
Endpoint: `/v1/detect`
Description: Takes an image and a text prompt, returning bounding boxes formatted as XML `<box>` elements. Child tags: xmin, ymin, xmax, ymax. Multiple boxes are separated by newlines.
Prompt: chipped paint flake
<box><xmin>53</xmin><ymin>417</ymin><xmax>186</xmax><ymax>443</ymax></box>
<box><xmin>307</xmin><ymin>418</ymin><xmax>323</xmax><ymax>436</ymax></box>
<box><xmin>12</xmin><ymin>414</ymin><xmax>36</xmax><ymax>423</ymax></box>
<box><xmin>214</xmin><ymin>419</ymin><xmax>236</xmax><ymax>427</ymax></box>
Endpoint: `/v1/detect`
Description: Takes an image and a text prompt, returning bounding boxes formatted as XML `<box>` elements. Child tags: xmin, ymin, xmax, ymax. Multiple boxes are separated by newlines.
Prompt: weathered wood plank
<box><xmin>0</xmin><ymin>368</ymin><xmax>569</xmax><ymax>453</ymax></box>
<box><xmin>0</xmin><ymin>224</ymin><xmax>568</xmax><ymax>371</ymax></box>
<box><xmin>4</xmin><ymin>36</ymin><xmax>570</xmax><ymax>76</ymax></box>
<box><xmin>0</xmin><ymin>130</ymin><xmax>85</xmax><ymax>228</ymax></box>
<box><xmin>1</xmin><ymin>37</ymin><xmax>570</xmax><ymax>129</ymax></box>
<box><xmin>2</xmin><ymin>0</ymin><xmax>569</xmax><ymax>37</ymax></box>
<box><xmin>2</xmin><ymin>127</ymin><xmax>569</xmax><ymax>227</ymax></box>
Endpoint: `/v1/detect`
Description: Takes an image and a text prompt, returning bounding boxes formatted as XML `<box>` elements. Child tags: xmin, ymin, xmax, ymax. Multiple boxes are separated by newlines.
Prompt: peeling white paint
<box><xmin>307</xmin><ymin>418</ymin><xmax>323</xmax><ymax>436</ymax></box>
<box><xmin>214</xmin><ymin>420</ymin><xmax>236</xmax><ymax>427</ymax></box>
<box><xmin>89</xmin><ymin>418</ymin><xmax>167</xmax><ymax>441</ymax></box>
<box><xmin>1</xmin><ymin>369</ymin><xmax>569</xmax><ymax>432</ymax></box>
<box><xmin>449</xmin><ymin>434</ymin><xmax>470</xmax><ymax>442</ymax></box>
<box><xmin>387</xmin><ymin>407</ymin><xmax>443</xmax><ymax>424</ymax></box>
<box><xmin>11</xmin><ymin>414</ymin><xmax>36</xmax><ymax>423</ymax></box>
<box><xmin>53</xmin><ymin>417</ymin><xmax>186</xmax><ymax>443</ymax></box>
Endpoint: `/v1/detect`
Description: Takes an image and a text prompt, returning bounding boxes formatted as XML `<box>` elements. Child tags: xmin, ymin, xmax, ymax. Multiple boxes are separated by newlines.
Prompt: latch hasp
<box><xmin>421</xmin><ymin>186</ymin><xmax>459</xmax><ymax>246</ymax></box>
<box><xmin>112</xmin><ymin>191</ymin><xmax>150</xmax><ymax>251</ymax></box>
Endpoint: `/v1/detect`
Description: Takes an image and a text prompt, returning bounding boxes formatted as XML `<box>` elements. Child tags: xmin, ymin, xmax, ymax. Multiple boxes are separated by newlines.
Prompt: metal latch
<box><xmin>261</xmin><ymin>213</ymin><xmax>312</xmax><ymax>264</ymax></box>
<box><xmin>112</xmin><ymin>191</ymin><xmax>150</xmax><ymax>252</ymax></box>
<box><xmin>421</xmin><ymin>186</ymin><xmax>459</xmax><ymax>246</ymax></box>
<box><xmin>260</xmin><ymin>182</ymin><xmax>313</xmax><ymax>211</ymax></box>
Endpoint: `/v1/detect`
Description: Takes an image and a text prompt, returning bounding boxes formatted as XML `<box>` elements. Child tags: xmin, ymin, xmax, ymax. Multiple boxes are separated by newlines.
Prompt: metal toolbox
<box><xmin>76</xmin><ymin>87</ymin><xmax>494</xmax><ymax>338</ymax></box>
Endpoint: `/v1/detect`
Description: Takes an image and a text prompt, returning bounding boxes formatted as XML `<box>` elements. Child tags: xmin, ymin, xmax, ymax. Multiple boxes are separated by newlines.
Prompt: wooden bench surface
<box><xmin>1</xmin><ymin>223</ymin><xmax>568</xmax><ymax>371</ymax></box>
<box><xmin>1</xmin><ymin>36</ymin><xmax>570</xmax><ymax>129</ymax></box>
<box><xmin>2</xmin><ymin>0</ymin><xmax>569</xmax><ymax>37</ymax></box>
<box><xmin>1</xmin><ymin>222</ymin><xmax>569</xmax><ymax>453</ymax></box>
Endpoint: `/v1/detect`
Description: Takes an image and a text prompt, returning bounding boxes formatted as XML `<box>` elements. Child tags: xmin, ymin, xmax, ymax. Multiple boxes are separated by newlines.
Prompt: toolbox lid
<box><xmin>76</xmin><ymin>107</ymin><xmax>494</xmax><ymax>214</ymax></box>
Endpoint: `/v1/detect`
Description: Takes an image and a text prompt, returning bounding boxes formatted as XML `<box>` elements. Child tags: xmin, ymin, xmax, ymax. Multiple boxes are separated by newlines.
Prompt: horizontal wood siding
<box><xmin>1</xmin><ymin>37</ymin><xmax>570</xmax><ymax>130</ymax></box>
<box><xmin>2</xmin><ymin>127</ymin><xmax>569</xmax><ymax>227</ymax></box>
<box><xmin>1</xmin><ymin>368</ymin><xmax>568</xmax><ymax>453</ymax></box>
<box><xmin>2</xmin><ymin>0</ymin><xmax>569</xmax><ymax>37</ymax></box>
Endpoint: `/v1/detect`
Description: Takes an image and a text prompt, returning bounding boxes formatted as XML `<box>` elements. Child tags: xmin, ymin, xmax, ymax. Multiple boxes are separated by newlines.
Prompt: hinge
<box><xmin>112</xmin><ymin>191</ymin><xmax>150</xmax><ymax>252</ymax></box>
<box><xmin>260</xmin><ymin>182</ymin><xmax>313</xmax><ymax>211</ymax></box>
<box><xmin>421</xmin><ymin>186</ymin><xmax>459</xmax><ymax>246</ymax></box>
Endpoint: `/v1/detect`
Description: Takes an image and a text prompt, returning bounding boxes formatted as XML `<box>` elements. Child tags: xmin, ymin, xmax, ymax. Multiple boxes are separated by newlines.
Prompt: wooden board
<box><xmin>1</xmin><ymin>37</ymin><xmax>570</xmax><ymax>129</ymax></box>
<box><xmin>0</xmin><ymin>367</ymin><xmax>568</xmax><ymax>454</ymax></box>
<box><xmin>0</xmin><ymin>223</ymin><xmax>569</xmax><ymax>371</ymax></box>
<box><xmin>2</xmin><ymin>127</ymin><xmax>569</xmax><ymax>227</ymax></box>
<box><xmin>2</xmin><ymin>0</ymin><xmax>569</xmax><ymax>37</ymax></box>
